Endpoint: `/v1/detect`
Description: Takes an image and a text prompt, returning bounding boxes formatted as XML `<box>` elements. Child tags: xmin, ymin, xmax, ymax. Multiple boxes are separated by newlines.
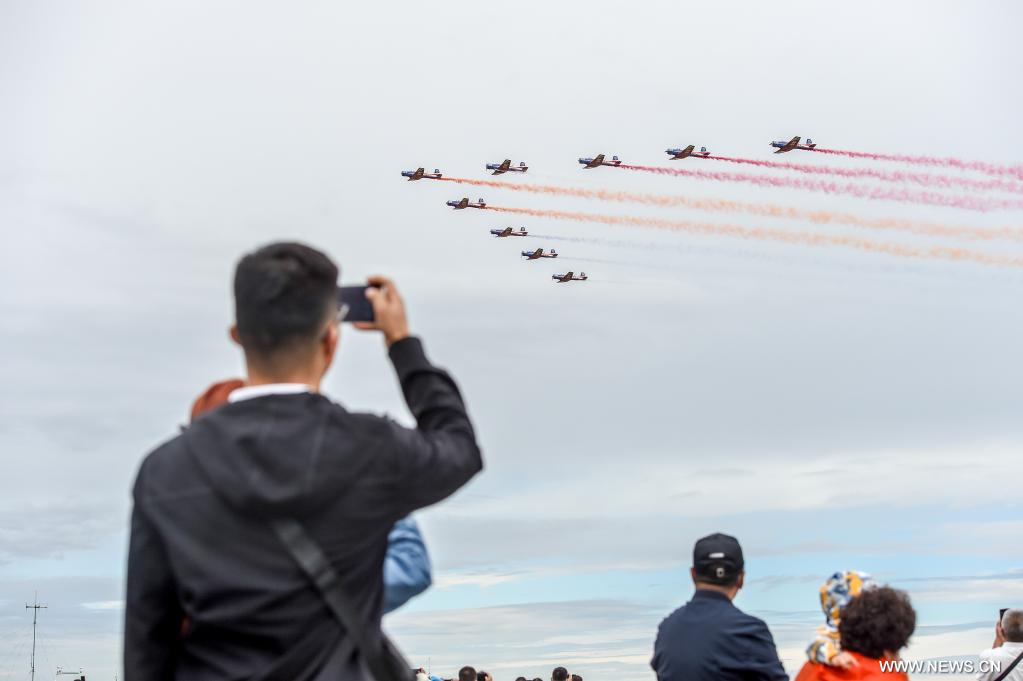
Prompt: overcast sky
<box><xmin>2</xmin><ymin>1</ymin><xmax>1022</xmax><ymax>679</ymax></box>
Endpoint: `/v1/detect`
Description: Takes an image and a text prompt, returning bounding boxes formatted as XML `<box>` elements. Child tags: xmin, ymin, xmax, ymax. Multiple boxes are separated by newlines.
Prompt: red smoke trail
<box><xmin>486</xmin><ymin>205</ymin><xmax>1023</xmax><ymax>270</ymax></box>
<box><xmin>700</xmin><ymin>156</ymin><xmax>1023</xmax><ymax>195</ymax></box>
<box><xmin>617</xmin><ymin>165</ymin><xmax>1023</xmax><ymax>212</ymax></box>
<box><xmin>810</xmin><ymin>148</ymin><xmax>1023</xmax><ymax>182</ymax></box>
<box><xmin>437</xmin><ymin>176</ymin><xmax>1023</xmax><ymax>242</ymax></box>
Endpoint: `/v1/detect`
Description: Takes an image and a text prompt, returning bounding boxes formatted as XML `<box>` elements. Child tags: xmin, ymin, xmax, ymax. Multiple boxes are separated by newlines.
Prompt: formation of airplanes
<box><xmin>401</xmin><ymin>167</ymin><xmax>442</xmax><ymax>181</ymax></box>
<box><xmin>486</xmin><ymin>159</ymin><xmax>528</xmax><ymax>175</ymax></box>
<box><xmin>578</xmin><ymin>153</ymin><xmax>621</xmax><ymax>169</ymax></box>
<box><xmin>522</xmin><ymin>248</ymin><xmax>558</xmax><ymax>260</ymax></box>
<box><xmin>770</xmin><ymin>136</ymin><xmax>816</xmax><ymax>153</ymax></box>
<box><xmin>665</xmin><ymin>145</ymin><xmax>710</xmax><ymax>160</ymax></box>
<box><xmin>406</xmin><ymin>138</ymin><xmax>825</xmax><ymax>284</ymax></box>
<box><xmin>447</xmin><ymin>197</ymin><xmax>487</xmax><ymax>210</ymax></box>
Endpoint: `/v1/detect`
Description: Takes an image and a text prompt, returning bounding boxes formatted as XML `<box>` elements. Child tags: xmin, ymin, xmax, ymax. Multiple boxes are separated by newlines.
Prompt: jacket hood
<box><xmin>183</xmin><ymin>393</ymin><xmax>377</xmax><ymax>517</ymax></box>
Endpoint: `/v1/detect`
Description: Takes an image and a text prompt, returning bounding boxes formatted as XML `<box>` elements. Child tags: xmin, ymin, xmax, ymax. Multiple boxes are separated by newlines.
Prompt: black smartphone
<box><xmin>337</xmin><ymin>285</ymin><xmax>376</xmax><ymax>323</ymax></box>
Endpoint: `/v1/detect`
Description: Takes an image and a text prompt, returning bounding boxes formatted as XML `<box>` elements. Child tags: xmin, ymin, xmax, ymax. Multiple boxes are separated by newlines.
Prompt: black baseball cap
<box><xmin>693</xmin><ymin>533</ymin><xmax>744</xmax><ymax>584</ymax></box>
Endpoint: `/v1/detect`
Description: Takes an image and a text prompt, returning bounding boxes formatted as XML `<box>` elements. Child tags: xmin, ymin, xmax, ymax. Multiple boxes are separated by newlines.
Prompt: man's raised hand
<box><xmin>355</xmin><ymin>275</ymin><xmax>411</xmax><ymax>347</ymax></box>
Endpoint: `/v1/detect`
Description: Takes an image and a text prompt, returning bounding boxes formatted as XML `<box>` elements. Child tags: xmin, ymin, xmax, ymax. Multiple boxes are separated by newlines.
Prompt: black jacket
<box><xmin>651</xmin><ymin>589</ymin><xmax>789</xmax><ymax>681</ymax></box>
<box><xmin>125</xmin><ymin>337</ymin><xmax>483</xmax><ymax>681</ymax></box>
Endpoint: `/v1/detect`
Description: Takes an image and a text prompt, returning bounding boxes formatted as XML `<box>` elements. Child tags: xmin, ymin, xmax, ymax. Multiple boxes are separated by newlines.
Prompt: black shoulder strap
<box><xmin>993</xmin><ymin>648</ymin><xmax>1023</xmax><ymax>681</ymax></box>
<box><xmin>271</xmin><ymin>518</ymin><xmax>413</xmax><ymax>681</ymax></box>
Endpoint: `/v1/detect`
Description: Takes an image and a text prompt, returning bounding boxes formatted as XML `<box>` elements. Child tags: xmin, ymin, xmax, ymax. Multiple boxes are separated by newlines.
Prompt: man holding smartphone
<box><xmin>978</xmin><ymin>609</ymin><xmax>1023</xmax><ymax>681</ymax></box>
<box><xmin>125</xmin><ymin>242</ymin><xmax>484</xmax><ymax>680</ymax></box>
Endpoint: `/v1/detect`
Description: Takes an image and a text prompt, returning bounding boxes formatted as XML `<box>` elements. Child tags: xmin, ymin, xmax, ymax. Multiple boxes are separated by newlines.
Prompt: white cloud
<box><xmin>81</xmin><ymin>600</ymin><xmax>123</xmax><ymax>611</ymax></box>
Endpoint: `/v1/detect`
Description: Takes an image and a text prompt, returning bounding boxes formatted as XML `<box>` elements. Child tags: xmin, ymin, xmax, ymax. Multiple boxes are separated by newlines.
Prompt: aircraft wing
<box><xmin>775</xmin><ymin>136</ymin><xmax>800</xmax><ymax>154</ymax></box>
<box><xmin>589</xmin><ymin>154</ymin><xmax>605</xmax><ymax>168</ymax></box>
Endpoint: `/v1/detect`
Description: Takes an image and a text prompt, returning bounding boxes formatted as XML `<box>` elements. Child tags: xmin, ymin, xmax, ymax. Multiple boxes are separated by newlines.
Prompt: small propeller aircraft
<box><xmin>521</xmin><ymin>248</ymin><xmax>558</xmax><ymax>260</ymax></box>
<box><xmin>401</xmin><ymin>167</ymin><xmax>442</xmax><ymax>181</ymax></box>
<box><xmin>490</xmin><ymin>227</ymin><xmax>528</xmax><ymax>237</ymax></box>
<box><xmin>770</xmin><ymin>136</ymin><xmax>817</xmax><ymax>153</ymax></box>
<box><xmin>486</xmin><ymin>159</ymin><xmax>528</xmax><ymax>175</ymax></box>
<box><xmin>552</xmin><ymin>271</ymin><xmax>588</xmax><ymax>283</ymax></box>
<box><xmin>665</xmin><ymin>145</ymin><xmax>710</xmax><ymax>160</ymax></box>
<box><xmin>578</xmin><ymin>154</ymin><xmax>621</xmax><ymax>169</ymax></box>
<box><xmin>447</xmin><ymin>197</ymin><xmax>487</xmax><ymax>210</ymax></box>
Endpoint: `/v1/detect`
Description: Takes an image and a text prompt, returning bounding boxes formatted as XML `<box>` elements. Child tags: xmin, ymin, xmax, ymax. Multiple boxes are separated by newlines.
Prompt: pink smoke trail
<box><xmin>618</xmin><ymin>164</ymin><xmax>1023</xmax><ymax>212</ymax></box>
<box><xmin>488</xmin><ymin>205</ymin><xmax>1023</xmax><ymax>270</ymax></box>
<box><xmin>438</xmin><ymin>176</ymin><xmax>1023</xmax><ymax>242</ymax></box>
<box><xmin>810</xmin><ymin>148</ymin><xmax>1023</xmax><ymax>181</ymax></box>
<box><xmin>699</xmin><ymin>156</ymin><xmax>1023</xmax><ymax>195</ymax></box>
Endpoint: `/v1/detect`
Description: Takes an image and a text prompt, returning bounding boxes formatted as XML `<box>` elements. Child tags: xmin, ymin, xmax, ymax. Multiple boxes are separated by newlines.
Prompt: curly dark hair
<box><xmin>839</xmin><ymin>586</ymin><xmax>916</xmax><ymax>659</ymax></box>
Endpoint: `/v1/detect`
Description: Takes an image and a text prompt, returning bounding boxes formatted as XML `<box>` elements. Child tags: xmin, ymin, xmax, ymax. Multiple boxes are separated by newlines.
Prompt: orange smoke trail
<box><xmin>437</xmin><ymin>177</ymin><xmax>1023</xmax><ymax>243</ymax></box>
<box><xmin>485</xmin><ymin>205</ymin><xmax>1023</xmax><ymax>270</ymax></box>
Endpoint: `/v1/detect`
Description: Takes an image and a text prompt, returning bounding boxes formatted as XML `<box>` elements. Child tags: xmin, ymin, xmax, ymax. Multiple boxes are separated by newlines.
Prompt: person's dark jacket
<box><xmin>651</xmin><ymin>589</ymin><xmax>789</xmax><ymax>681</ymax></box>
<box><xmin>125</xmin><ymin>337</ymin><xmax>483</xmax><ymax>681</ymax></box>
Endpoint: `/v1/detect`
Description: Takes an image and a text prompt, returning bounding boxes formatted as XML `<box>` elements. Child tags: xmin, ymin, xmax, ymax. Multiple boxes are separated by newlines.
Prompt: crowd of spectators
<box><xmin>414</xmin><ymin>666</ymin><xmax>581</xmax><ymax>681</ymax></box>
<box><xmin>122</xmin><ymin>242</ymin><xmax>1021</xmax><ymax>681</ymax></box>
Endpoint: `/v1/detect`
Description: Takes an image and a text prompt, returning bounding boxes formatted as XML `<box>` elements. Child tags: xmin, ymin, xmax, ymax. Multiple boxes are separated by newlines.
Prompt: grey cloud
<box><xmin>1</xmin><ymin>0</ymin><xmax>1022</xmax><ymax>676</ymax></box>
<box><xmin>0</xmin><ymin>502</ymin><xmax>122</xmax><ymax>564</ymax></box>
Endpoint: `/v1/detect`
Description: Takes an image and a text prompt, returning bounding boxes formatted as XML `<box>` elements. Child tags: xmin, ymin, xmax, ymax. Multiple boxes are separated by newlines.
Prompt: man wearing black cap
<box><xmin>651</xmin><ymin>533</ymin><xmax>788</xmax><ymax>681</ymax></box>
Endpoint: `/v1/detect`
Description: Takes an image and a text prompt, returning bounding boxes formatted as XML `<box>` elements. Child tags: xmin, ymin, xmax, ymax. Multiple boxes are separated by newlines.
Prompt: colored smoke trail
<box><xmin>618</xmin><ymin>165</ymin><xmax>1023</xmax><ymax>212</ymax></box>
<box><xmin>700</xmin><ymin>156</ymin><xmax>1023</xmax><ymax>195</ymax></box>
<box><xmin>486</xmin><ymin>205</ymin><xmax>1023</xmax><ymax>269</ymax></box>
<box><xmin>438</xmin><ymin>177</ymin><xmax>1023</xmax><ymax>242</ymax></box>
<box><xmin>810</xmin><ymin>148</ymin><xmax>1023</xmax><ymax>181</ymax></box>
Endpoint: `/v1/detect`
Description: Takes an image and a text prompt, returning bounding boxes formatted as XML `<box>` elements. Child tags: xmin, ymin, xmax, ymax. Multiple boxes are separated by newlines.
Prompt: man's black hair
<box><xmin>233</xmin><ymin>242</ymin><xmax>338</xmax><ymax>358</ymax></box>
<box><xmin>458</xmin><ymin>667</ymin><xmax>477</xmax><ymax>681</ymax></box>
<box><xmin>477</xmin><ymin>671</ymin><xmax>488</xmax><ymax>681</ymax></box>
<box><xmin>571</xmin><ymin>675</ymin><xmax>582</xmax><ymax>681</ymax></box>
<box><xmin>552</xmin><ymin>668</ymin><xmax>569</xmax><ymax>681</ymax></box>
<box><xmin>839</xmin><ymin>586</ymin><xmax>916</xmax><ymax>659</ymax></box>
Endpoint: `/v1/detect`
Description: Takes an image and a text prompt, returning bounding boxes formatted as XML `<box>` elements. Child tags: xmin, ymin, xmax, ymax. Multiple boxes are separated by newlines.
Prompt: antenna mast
<box><xmin>26</xmin><ymin>593</ymin><xmax>47</xmax><ymax>681</ymax></box>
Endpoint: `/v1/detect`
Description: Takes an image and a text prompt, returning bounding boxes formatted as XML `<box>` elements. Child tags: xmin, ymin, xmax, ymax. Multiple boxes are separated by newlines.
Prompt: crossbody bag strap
<box><xmin>992</xmin><ymin>649</ymin><xmax>1023</xmax><ymax>681</ymax></box>
<box><xmin>272</xmin><ymin>518</ymin><xmax>412</xmax><ymax>681</ymax></box>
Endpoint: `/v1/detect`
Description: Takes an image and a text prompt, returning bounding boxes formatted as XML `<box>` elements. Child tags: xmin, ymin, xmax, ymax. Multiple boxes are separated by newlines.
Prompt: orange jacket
<box><xmin>189</xmin><ymin>378</ymin><xmax>245</xmax><ymax>420</ymax></box>
<box><xmin>794</xmin><ymin>653</ymin><xmax>908</xmax><ymax>681</ymax></box>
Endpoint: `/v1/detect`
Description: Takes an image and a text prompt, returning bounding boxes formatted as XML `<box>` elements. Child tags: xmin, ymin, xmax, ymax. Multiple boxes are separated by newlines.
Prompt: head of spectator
<box><xmin>477</xmin><ymin>671</ymin><xmax>492</xmax><ymax>681</ymax></box>
<box><xmin>551</xmin><ymin>668</ymin><xmax>569</xmax><ymax>681</ymax></box>
<box><xmin>838</xmin><ymin>586</ymin><xmax>916</xmax><ymax>661</ymax></box>
<box><xmin>514</xmin><ymin>677</ymin><xmax>526</xmax><ymax>681</ymax></box>
<box><xmin>459</xmin><ymin>667</ymin><xmax>477</xmax><ymax>681</ymax></box>
<box><xmin>532</xmin><ymin>677</ymin><xmax>542</xmax><ymax>681</ymax></box>
<box><xmin>689</xmin><ymin>533</ymin><xmax>745</xmax><ymax>600</ymax></box>
<box><xmin>231</xmin><ymin>242</ymin><xmax>341</xmax><ymax>388</ymax></box>
<box><xmin>1002</xmin><ymin>609</ymin><xmax>1023</xmax><ymax>643</ymax></box>
<box><xmin>571</xmin><ymin>675</ymin><xmax>583</xmax><ymax>681</ymax></box>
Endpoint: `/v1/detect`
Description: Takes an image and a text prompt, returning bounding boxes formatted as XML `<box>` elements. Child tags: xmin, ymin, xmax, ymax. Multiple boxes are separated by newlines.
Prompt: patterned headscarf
<box><xmin>820</xmin><ymin>570</ymin><xmax>875</xmax><ymax>630</ymax></box>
